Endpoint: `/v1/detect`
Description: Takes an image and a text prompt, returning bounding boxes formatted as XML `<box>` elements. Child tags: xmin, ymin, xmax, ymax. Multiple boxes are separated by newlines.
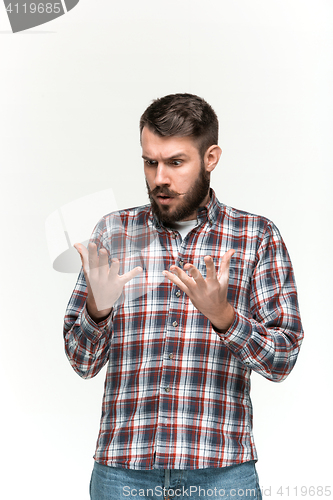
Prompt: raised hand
<box><xmin>163</xmin><ymin>250</ymin><xmax>235</xmax><ymax>332</ymax></box>
<box><xmin>74</xmin><ymin>242</ymin><xmax>142</xmax><ymax>322</ymax></box>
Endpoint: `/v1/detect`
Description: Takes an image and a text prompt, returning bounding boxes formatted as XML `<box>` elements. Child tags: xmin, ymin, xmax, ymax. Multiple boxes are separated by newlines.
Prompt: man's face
<box><xmin>142</xmin><ymin>127</ymin><xmax>211</xmax><ymax>224</ymax></box>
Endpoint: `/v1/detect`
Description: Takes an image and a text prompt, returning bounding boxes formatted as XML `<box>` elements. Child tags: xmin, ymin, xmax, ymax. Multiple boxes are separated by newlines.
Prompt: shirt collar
<box><xmin>196</xmin><ymin>188</ymin><xmax>221</xmax><ymax>226</ymax></box>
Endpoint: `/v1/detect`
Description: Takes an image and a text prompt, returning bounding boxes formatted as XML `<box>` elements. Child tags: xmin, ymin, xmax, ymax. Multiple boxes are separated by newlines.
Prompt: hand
<box><xmin>74</xmin><ymin>242</ymin><xmax>142</xmax><ymax>322</ymax></box>
<box><xmin>163</xmin><ymin>250</ymin><xmax>235</xmax><ymax>332</ymax></box>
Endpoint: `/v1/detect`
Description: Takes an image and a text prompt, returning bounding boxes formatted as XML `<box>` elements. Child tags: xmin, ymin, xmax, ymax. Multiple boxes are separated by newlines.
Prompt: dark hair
<box><xmin>140</xmin><ymin>93</ymin><xmax>219</xmax><ymax>158</ymax></box>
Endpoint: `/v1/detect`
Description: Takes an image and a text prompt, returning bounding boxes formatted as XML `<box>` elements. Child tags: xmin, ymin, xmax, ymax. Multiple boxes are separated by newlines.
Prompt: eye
<box><xmin>144</xmin><ymin>160</ymin><xmax>157</xmax><ymax>166</ymax></box>
<box><xmin>170</xmin><ymin>160</ymin><xmax>182</xmax><ymax>166</ymax></box>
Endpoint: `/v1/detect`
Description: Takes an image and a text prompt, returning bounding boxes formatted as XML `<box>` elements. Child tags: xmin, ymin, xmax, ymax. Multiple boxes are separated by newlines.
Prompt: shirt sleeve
<box><xmin>214</xmin><ymin>221</ymin><xmax>304</xmax><ymax>382</ymax></box>
<box><xmin>63</xmin><ymin>217</ymin><xmax>113</xmax><ymax>379</ymax></box>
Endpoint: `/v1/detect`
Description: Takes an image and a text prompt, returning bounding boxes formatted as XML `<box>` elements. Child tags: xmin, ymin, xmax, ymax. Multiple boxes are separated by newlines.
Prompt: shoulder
<box><xmin>220</xmin><ymin>202</ymin><xmax>275</xmax><ymax>230</ymax></box>
<box><xmin>215</xmin><ymin>201</ymin><xmax>285</xmax><ymax>250</ymax></box>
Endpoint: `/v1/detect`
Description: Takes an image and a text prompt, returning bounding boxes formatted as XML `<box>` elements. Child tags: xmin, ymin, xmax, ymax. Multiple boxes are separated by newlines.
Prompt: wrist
<box><xmin>86</xmin><ymin>297</ymin><xmax>112</xmax><ymax>324</ymax></box>
<box><xmin>87</xmin><ymin>307</ymin><xmax>112</xmax><ymax>324</ymax></box>
<box><xmin>210</xmin><ymin>304</ymin><xmax>235</xmax><ymax>334</ymax></box>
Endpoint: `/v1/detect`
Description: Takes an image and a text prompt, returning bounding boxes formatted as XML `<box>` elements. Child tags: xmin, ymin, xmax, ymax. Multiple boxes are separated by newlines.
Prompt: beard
<box><xmin>146</xmin><ymin>162</ymin><xmax>210</xmax><ymax>224</ymax></box>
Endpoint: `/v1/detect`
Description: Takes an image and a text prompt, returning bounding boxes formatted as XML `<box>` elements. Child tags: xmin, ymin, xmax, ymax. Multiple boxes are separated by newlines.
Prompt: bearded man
<box><xmin>64</xmin><ymin>93</ymin><xmax>303</xmax><ymax>500</ymax></box>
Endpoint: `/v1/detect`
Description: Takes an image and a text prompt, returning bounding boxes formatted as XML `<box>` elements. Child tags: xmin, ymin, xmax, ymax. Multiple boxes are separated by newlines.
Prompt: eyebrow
<box><xmin>142</xmin><ymin>152</ymin><xmax>189</xmax><ymax>161</ymax></box>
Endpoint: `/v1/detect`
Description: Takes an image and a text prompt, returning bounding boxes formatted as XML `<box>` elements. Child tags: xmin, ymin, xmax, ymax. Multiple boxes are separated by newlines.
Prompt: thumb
<box><xmin>74</xmin><ymin>243</ymin><xmax>89</xmax><ymax>272</ymax></box>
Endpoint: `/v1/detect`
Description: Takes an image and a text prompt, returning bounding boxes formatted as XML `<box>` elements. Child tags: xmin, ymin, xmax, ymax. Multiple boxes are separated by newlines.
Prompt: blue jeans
<box><xmin>90</xmin><ymin>460</ymin><xmax>262</xmax><ymax>499</ymax></box>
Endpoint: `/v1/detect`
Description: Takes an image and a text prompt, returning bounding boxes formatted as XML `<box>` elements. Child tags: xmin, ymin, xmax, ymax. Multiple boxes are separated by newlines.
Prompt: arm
<box><xmin>163</xmin><ymin>222</ymin><xmax>304</xmax><ymax>382</ymax></box>
<box><xmin>218</xmin><ymin>222</ymin><xmax>304</xmax><ymax>382</ymax></box>
<box><xmin>63</xmin><ymin>217</ymin><xmax>142</xmax><ymax>379</ymax></box>
<box><xmin>63</xmin><ymin>268</ymin><xmax>113</xmax><ymax>379</ymax></box>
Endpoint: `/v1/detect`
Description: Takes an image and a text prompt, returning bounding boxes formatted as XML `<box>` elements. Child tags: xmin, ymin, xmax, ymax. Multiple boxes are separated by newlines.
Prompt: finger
<box><xmin>218</xmin><ymin>249</ymin><xmax>235</xmax><ymax>280</ymax></box>
<box><xmin>98</xmin><ymin>248</ymin><xmax>109</xmax><ymax>279</ymax></box>
<box><xmin>108</xmin><ymin>258</ymin><xmax>120</xmax><ymax>280</ymax></box>
<box><xmin>183</xmin><ymin>263</ymin><xmax>206</xmax><ymax>286</ymax></box>
<box><xmin>203</xmin><ymin>256</ymin><xmax>217</xmax><ymax>280</ymax></box>
<box><xmin>122</xmin><ymin>266</ymin><xmax>143</xmax><ymax>284</ymax></box>
<box><xmin>163</xmin><ymin>267</ymin><xmax>192</xmax><ymax>293</ymax></box>
<box><xmin>88</xmin><ymin>242</ymin><xmax>99</xmax><ymax>270</ymax></box>
<box><xmin>162</xmin><ymin>270</ymin><xmax>189</xmax><ymax>294</ymax></box>
<box><xmin>74</xmin><ymin>243</ymin><xmax>89</xmax><ymax>273</ymax></box>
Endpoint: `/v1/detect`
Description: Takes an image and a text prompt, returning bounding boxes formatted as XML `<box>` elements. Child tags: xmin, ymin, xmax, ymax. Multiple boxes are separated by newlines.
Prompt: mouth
<box><xmin>156</xmin><ymin>194</ymin><xmax>174</xmax><ymax>205</ymax></box>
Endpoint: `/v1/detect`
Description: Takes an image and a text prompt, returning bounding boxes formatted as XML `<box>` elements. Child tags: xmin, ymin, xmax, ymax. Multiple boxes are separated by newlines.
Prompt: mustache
<box><xmin>149</xmin><ymin>186</ymin><xmax>182</xmax><ymax>197</ymax></box>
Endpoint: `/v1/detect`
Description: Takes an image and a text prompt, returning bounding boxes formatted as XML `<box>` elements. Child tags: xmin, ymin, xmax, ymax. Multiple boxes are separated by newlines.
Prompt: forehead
<box><xmin>141</xmin><ymin>127</ymin><xmax>200</xmax><ymax>159</ymax></box>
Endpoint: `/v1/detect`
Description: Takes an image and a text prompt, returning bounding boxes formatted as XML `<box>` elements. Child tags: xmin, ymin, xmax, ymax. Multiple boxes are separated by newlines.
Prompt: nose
<box><xmin>154</xmin><ymin>163</ymin><xmax>171</xmax><ymax>186</ymax></box>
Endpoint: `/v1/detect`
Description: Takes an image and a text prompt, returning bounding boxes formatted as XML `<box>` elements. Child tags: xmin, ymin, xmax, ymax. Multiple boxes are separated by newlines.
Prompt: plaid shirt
<box><xmin>63</xmin><ymin>189</ymin><xmax>303</xmax><ymax>470</ymax></box>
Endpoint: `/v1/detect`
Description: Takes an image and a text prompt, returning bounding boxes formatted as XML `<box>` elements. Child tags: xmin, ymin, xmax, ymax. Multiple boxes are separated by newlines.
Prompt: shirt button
<box><xmin>172</xmin><ymin>321</ymin><xmax>178</xmax><ymax>327</ymax></box>
<box><xmin>172</xmin><ymin>232</ymin><xmax>177</xmax><ymax>239</ymax></box>
<box><xmin>165</xmin><ymin>386</ymin><xmax>170</xmax><ymax>393</ymax></box>
<box><xmin>175</xmin><ymin>290</ymin><xmax>181</xmax><ymax>297</ymax></box>
<box><xmin>169</xmin><ymin>353</ymin><xmax>174</xmax><ymax>359</ymax></box>
<box><xmin>179</xmin><ymin>260</ymin><xmax>184</xmax><ymax>268</ymax></box>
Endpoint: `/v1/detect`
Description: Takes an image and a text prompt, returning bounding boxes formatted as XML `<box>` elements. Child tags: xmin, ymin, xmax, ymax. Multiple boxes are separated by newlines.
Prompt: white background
<box><xmin>1</xmin><ymin>1</ymin><xmax>332</xmax><ymax>499</ymax></box>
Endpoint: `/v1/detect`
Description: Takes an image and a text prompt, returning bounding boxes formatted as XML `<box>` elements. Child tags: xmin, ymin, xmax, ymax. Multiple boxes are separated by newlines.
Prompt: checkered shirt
<box><xmin>63</xmin><ymin>189</ymin><xmax>303</xmax><ymax>470</ymax></box>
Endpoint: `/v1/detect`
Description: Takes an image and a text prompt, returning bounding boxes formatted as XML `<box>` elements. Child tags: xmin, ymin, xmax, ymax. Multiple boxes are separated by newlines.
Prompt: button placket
<box><xmin>157</xmin><ymin>239</ymin><xmax>184</xmax><ymax>441</ymax></box>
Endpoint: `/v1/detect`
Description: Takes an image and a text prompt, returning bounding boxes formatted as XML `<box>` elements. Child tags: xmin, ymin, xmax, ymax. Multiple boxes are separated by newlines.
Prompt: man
<box><xmin>64</xmin><ymin>94</ymin><xmax>303</xmax><ymax>500</ymax></box>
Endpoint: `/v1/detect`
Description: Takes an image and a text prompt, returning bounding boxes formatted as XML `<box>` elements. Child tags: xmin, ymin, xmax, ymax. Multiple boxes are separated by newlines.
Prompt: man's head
<box><xmin>140</xmin><ymin>93</ymin><xmax>221</xmax><ymax>224</ymax></box>
<box><xmin>140</xmin><ymin>93</ymin><xmax>219</xmax><ymax>159</ymax></box>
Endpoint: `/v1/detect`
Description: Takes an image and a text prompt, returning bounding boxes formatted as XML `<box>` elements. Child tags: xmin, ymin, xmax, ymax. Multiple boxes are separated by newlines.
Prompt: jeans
<box><xmin>90</xmin><ymin>460</ymin><xmax>262</xmax><ymax>500</ymax></box>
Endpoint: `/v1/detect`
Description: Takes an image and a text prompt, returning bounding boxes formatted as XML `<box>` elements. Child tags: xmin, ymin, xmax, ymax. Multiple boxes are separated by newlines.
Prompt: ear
<box><xmin>203</xmin><ymin>145</ymin><xmax>222</xmax><ymax>173</ymax></box>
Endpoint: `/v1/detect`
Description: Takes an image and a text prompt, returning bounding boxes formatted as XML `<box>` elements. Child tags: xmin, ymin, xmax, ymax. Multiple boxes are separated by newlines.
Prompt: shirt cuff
<box><xmin>213</xmin><ymin>310</ymin><xmax>253</xmax><ymax>353</ymax></box>
<box><xmin>75</xmin><ymin>303</ymin><xmax>113</xmax><ymax>344</ymax></box>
